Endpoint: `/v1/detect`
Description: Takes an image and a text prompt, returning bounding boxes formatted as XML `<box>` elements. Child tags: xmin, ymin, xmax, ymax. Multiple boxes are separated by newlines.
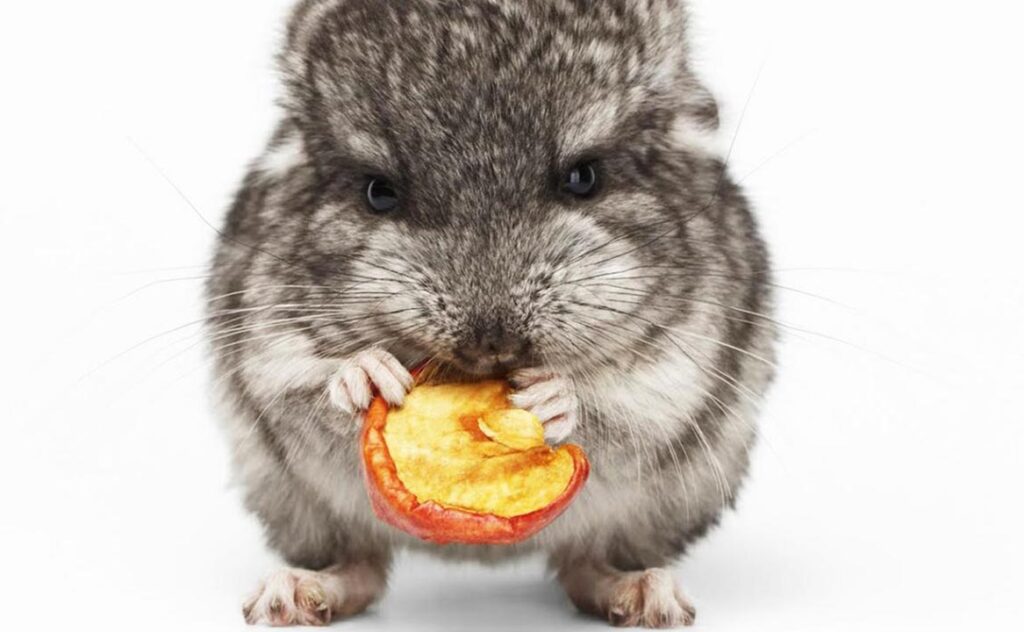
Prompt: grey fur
<box><xmin>207</xmin><ymin>0</ymin><xmax>775</xmax><ymax>614</ymax></box>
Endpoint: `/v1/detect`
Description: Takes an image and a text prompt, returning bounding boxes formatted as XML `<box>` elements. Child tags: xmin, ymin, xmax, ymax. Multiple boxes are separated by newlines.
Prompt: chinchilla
<box><xmin>206</xmin><ymin>0</ymin><xmax>775</xmax><ymax>627</ymax></box>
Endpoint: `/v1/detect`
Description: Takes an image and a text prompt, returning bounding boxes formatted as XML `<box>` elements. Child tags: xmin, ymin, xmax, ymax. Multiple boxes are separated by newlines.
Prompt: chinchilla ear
<box><xmin>665</xmin><ymin>70</ymin><xmax>722</xmax><ymax>156</ymax></box>
<box><xmin>278</xmin><ymin>0</ymin><xmax>361</xmax><ymax>98</ymax></box>
<box><xmin>281</xmin><ymin>0</ymin><xmax>345</xmax><ymax>71</ymax></box>
<box><xmin>632</xmin><ymin>0</ymin><xmax>722</xmax><ymax>154</ymax></box>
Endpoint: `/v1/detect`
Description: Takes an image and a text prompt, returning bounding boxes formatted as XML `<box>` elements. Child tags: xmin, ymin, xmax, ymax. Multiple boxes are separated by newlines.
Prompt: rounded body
<box><xmin>208</xmin><ymin>0</ymin><xmax>776</xmax><ymax>582</ymax></box>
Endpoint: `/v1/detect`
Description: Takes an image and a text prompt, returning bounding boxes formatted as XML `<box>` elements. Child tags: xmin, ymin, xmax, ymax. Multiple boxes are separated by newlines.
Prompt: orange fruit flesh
<box><xmin>382</xmin><ymin>381</ymin><xmax>577</xmax><ymax>518</ymax></box>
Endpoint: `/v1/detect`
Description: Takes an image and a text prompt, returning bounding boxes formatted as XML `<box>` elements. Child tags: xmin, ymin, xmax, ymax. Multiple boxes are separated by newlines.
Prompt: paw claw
<box><xmin>608</xmin><ymin>609</ymin><xmax>629</xmax><ymax>627</ymax></box>
<box><xmin>310</xmin><ymin>603</ymin><xmax>332</xmax><ymax>627</ymax></box>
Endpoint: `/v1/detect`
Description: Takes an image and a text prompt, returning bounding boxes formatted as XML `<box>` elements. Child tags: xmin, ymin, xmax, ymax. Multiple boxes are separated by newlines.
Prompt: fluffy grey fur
<box><xmin>207</xmin><ymin>0</ymin><xmax>775</xmax><ymax>627</ymax></box>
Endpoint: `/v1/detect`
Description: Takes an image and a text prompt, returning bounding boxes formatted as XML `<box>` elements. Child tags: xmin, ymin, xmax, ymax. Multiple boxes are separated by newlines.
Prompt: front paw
<box><xmin>510</xmin><ymin>368</ymin><xmax>579</xmax><ymax>443</ymax></box>
<box><xmin>327</xmin><ymin>348</ymin><xmax>413</xmax><ymax>414</ymax></box>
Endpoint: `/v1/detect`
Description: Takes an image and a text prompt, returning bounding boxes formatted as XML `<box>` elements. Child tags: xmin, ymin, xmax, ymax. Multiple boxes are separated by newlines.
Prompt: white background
<box><xmin>2</xmin><ymin>1</ymin><xmax>1022</xmax><ymax>630</ymax></box>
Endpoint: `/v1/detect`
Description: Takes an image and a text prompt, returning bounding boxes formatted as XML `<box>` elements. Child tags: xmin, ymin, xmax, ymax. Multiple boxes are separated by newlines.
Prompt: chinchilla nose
<box><xmin>456</xmin><ymin>322</ymin><xmax>531</xmax><ymax>370</ymax></box>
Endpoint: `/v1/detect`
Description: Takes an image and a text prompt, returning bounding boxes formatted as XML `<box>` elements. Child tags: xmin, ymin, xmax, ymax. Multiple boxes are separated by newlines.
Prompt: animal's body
<box><xmin>207</xmin><ymin>0</ymin><xmax>775</xmax><ymax>627</ymax></box>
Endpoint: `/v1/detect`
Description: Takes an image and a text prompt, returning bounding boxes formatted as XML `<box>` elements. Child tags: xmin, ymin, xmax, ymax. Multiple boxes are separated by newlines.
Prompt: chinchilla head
<box><xmin>248</xmin><ymin>0</ymin><xmax>766</xmax><ymax>377</ymax></box>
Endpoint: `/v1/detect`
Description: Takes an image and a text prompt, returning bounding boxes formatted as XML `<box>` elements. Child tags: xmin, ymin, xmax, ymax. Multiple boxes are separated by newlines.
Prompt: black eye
<box><xmin>562</xmin><ymin>162</ymin><xmax>600</xmax><ymax>198</ymax></box>
<box><xmin>366</xmin><ymin>177</ymin><xmax>399</xmax><ymax>213</ymax></box>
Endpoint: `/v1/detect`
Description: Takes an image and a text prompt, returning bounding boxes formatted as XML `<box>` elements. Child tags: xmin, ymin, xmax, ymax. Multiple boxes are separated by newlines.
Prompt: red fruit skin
<box><xmin>361</xmin><ymin>394</ymin><xmax>590</xmax><ymax>546</ymax></box>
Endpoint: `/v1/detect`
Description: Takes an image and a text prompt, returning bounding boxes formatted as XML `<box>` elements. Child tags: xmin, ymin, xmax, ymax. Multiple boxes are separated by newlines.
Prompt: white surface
<box><xmin>2</xmin><ymin>1</ymin><xmax>1022</xmax><ymax>630</ymax></box>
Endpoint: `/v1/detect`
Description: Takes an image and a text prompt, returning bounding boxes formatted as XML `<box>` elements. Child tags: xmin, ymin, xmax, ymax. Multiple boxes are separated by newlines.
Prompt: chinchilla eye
<box><xmin>366</xmin><ymin>177</ymin><xmax>399</xmax><ymax>213</ymax></box>
<box><xmin>562</xmin><ymin>161</ymin><xmax>600</xmax><ymax>198</ymax></box>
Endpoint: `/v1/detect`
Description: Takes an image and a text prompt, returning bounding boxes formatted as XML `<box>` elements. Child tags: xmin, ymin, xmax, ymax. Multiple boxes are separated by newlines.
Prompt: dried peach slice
<box><xmin>361</xmin><ymin>380</ymin><xmax>590</xmax><ymax>545</ymax></box>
